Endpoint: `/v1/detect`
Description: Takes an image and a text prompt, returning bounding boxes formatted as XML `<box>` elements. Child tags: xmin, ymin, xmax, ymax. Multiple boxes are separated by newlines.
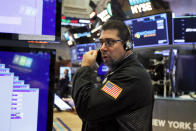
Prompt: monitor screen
<box><xmin>0</xmin><ymin>46</ymin><xmax>56</xmax><ymax>131</ymax></box>
<box><xmin>173</xmin><ymin>16</ymin><xmax>196</xmax><ymax>44</ymax></box>
<box><xmin>124</xmin><ymin>13</ymin><xmax>171</xmax><ymax>48</ymax></box>
<box><xmin>0</xmin><ymin>0</ymin><xmax>61</xmax><ymax>40</ymax></box>
<box><xmin>76</xmin><ymin>43</ymin><xmax>97</xmax><ymax>61</ymax></box>
<box><xmin>175</xmin><ymin>53</ymin><xmax>196</xmax><ymax>93</ymax></box>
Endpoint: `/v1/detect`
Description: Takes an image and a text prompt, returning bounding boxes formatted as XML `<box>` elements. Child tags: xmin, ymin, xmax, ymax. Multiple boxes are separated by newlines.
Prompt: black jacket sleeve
<box><xmin>72</xmin><ymin>66</ymin><xmax>153</xmax><ymax>122</ymax></box>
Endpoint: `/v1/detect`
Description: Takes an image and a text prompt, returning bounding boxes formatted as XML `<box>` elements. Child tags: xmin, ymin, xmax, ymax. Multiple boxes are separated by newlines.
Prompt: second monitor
<box><xmin>124</xmin><ymin>13</ymin><xmax>172</xmax><ymax>48</ymax></box>
<box><xmin>173</xmin><ymin>15</ymin><xmax>196</xmax><ymax>44</ymax></box>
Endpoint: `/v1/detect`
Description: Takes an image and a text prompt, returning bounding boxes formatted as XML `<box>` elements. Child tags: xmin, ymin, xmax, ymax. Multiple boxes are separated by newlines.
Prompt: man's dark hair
<box><xmin>101</xmin><ymin>20</ymin><xmax>132</xmax><ymax>43</ymax></box>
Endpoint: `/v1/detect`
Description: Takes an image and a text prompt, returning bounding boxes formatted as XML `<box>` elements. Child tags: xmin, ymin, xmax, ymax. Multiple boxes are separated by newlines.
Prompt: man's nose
<box><xmin>100</xmin><ymin>43</ymin><xmax>107</xmax><ymax>51</ymax></box>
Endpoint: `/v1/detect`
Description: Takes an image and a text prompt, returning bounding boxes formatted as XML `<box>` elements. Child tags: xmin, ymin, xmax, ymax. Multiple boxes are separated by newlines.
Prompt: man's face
<box><xmin>99</xmin><ymin>29</ymin><xmax>126</xmax><ymax>67</ymax></box>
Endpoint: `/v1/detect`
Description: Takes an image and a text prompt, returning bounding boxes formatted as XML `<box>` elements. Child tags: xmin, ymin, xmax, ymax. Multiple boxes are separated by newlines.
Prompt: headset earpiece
<box><xmin>124</xmin><ymin>26</ymin><xmax>133</xmax><ymax>51</ymax></box>
<box><xmin>125</xmin><ymin>40</ymin><xmax>133</xmax><ymax>51</ymax></box>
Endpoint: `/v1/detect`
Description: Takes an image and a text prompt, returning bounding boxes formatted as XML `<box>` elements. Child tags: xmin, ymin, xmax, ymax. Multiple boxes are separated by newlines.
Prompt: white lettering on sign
<box><xmin>152</xmin><ymin>119</ymin><xmax>196</xmax><ymax>130</ymax></box>
<box><xmin>168</xmin><ymin>121</ymin><xmax>191</xmax><ymax>130</ymax></box>
<box><xmin>152</xmin><ymin>119</ymin><xmax>166</xmax><ymax>127</ymax></box>
<box><xmin>193</xmin><ymin>123</ymin><xmax>196</xmax><ymax>130</ymax></box>
<box><xmin>131</xmin><ymin>2</ymin><xmax>152</xmax><ymax>14</ymax></box>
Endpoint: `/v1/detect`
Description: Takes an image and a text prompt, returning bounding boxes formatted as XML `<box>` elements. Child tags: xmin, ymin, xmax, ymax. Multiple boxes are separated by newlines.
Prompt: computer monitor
<box><xmin>0</xmin><ymin>46</ymin><xmax>56</xmax><ymax>131</ymax></box>
<box><xmin>173</xmin><ymin>16</ymin><xmax>196</xmax><ymax>44</ymax></box>
<box><xmin>124</xmin><ymin>13</ymin><xmax>172</xmax><ymax>48</ymax></box>
<box><xmin>175</xmin><ymin>51</ymin><xmax>196</xmax><ymax>94</ymax></box>
<box><xmin>76</xmin><ymin>43</ymin><xmax>97</xmax><ymax>61</ymax></box>
<box><xmin>0</xmin><ymin>0</ymin><xmax>62</xmax><ymax>41</ymax></box>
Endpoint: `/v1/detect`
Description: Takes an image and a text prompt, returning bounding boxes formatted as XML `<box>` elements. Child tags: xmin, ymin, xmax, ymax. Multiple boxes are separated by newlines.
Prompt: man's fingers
<box><xmin>85</xmin><ymin>50</ymin><xmax>97</xmax><ymax>56</ymax></box>
<box><xmin>88</xmin><ymin>50</ymin><xmax>96</xmax><ymax>54</ymax></box>
<box><xmin>92</xmin><ymin>50</ymin><xmax>97</xmax><ymax>56</ymax></box>
<box><xmin>81</xmin><ymin>50</ymin><xmax>97</xmax><ymax>67</ymax></box>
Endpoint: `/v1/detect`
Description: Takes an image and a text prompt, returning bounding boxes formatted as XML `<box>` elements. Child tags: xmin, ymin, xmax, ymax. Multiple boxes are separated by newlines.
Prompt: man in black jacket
<box><xmin>72</xmin><ymin>20</ymin><xmax>154</xmax><ymax>131</ymax></box>
<box><xmin>59</xmin><ymin>69</ymin><xmax>69</xmax><ymax>98</ymax></box>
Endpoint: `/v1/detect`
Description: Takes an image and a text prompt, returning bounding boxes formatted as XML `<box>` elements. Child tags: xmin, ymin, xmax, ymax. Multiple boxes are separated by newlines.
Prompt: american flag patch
<box><xmin>101</xmin><ymin>81</ymin><xmax>123</xmax><ymax>99</ymax></box>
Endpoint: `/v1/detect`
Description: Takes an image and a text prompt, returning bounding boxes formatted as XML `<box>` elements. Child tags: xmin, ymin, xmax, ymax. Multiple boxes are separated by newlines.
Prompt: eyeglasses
<box><xmin>98</xmin><ymin>38</ymin><xmax>123</xmax><ymax>47</ymax></box>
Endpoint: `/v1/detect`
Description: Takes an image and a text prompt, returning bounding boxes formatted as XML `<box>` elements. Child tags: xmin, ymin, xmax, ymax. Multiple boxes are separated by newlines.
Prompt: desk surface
<box><xmin>53</xmin><ymin>110</ymin><xmax>82</xmax><ymax>131</ymax></box>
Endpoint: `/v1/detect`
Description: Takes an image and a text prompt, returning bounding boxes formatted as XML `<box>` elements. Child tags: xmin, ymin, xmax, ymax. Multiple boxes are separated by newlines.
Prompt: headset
<box><xmin>123</xmin><ymin>26</ymin><xmax>133</xmax><ymax>51</ymax></box>
<box><xmin>124</xmin><ymin>40</ymin><xmax>133</xmax><ymax>51</ymax></box>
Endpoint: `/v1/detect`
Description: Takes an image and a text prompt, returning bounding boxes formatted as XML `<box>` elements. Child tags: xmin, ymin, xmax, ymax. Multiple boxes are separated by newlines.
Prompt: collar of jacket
<box><xmin>109</xmin><ymin>52</ymin><xmax>136</xmax><ymax>73</ymax></box>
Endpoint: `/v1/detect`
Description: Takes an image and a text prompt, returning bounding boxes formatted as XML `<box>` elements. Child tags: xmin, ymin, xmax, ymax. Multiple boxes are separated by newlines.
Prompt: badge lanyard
<box><xmin>102</xmin><ymin>52</ymin><xmax>133</xmax><ymax>84</ymax></box>
<box><xmin>102</xmin><ymin>71</ymin><xmax>114</xmax><ymax>84</ymax></box>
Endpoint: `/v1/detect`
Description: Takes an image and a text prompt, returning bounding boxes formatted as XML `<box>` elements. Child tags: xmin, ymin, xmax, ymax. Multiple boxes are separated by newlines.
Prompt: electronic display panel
<box><xmin>175</xmin><ymin>53</ymin><xmax>196</xmax><ymax>93</ymax></box>
<box><xmin>76</xmin><ymin>43</ymin><xmax>97</xmax><ymax>61</ymax></box>
<box><xmin>0</xmin><ymin>0</ymin><xmax>61</xmax><ymax>40</ymax></box>
<box><xmin>124</xmin><ymin>13</ymin><xmax>171</xmax><ymax>48</ymax></box>
<box><xmin>0</xmin><ymin>46</ymin><xmax>56</xmax><ymax>131</ymax></box>
<box><xmin>173</xmin><ymin>16</ymin><xmax>196</xmax><ymax>44</ymax></box>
